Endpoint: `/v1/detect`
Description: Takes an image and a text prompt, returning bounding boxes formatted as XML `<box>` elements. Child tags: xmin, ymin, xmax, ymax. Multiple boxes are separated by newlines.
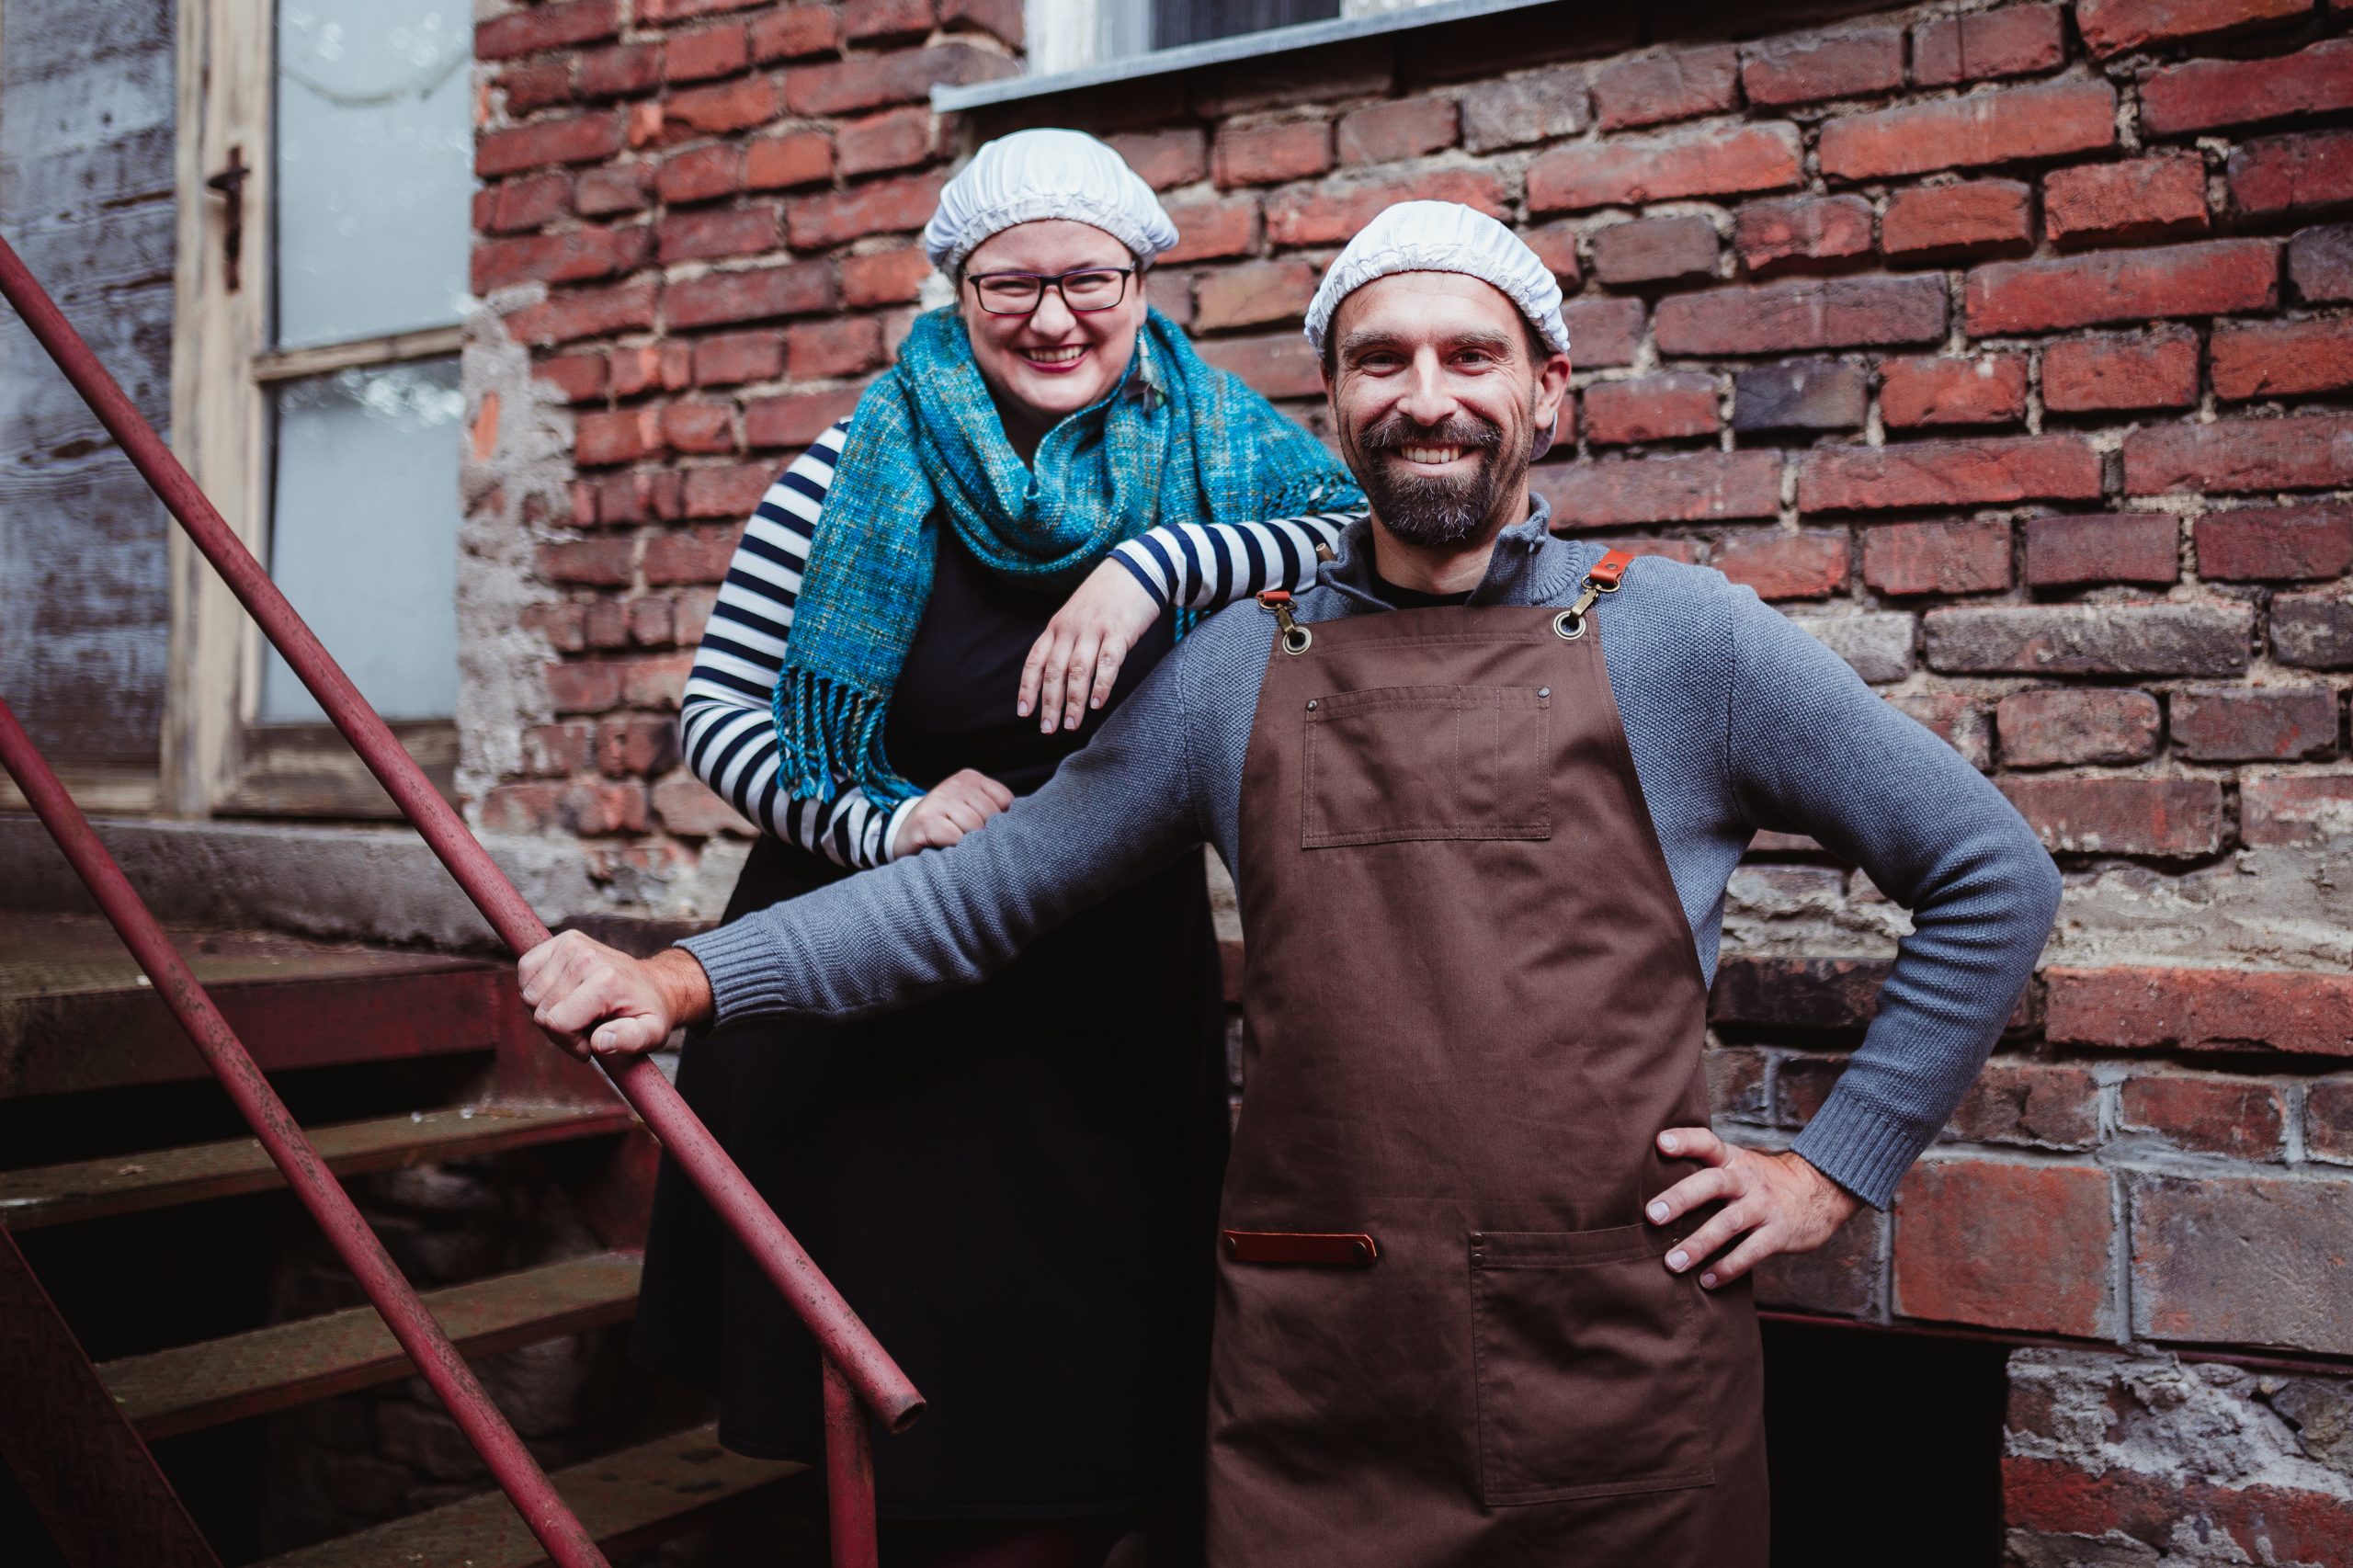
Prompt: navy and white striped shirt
<box><xmin>678</xmin><ymin>417</ymin><xmax>1367</xmax><ymax>869</ymax></box>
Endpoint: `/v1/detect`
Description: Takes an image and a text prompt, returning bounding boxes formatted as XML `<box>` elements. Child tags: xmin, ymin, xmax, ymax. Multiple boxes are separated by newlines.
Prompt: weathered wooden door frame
<box><xmin>165</xmin><ymin>0</ymin><xmax>461</xmax><ymax>823</ymax></box>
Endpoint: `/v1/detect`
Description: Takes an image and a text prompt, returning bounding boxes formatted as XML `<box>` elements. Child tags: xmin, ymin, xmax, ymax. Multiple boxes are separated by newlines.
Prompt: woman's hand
<box><xmin>1017</xmin><ymin>560</ymin><xmax>1161</xmax><ymax>734</ymax></box>
<box><xmin>1643</xmin><ymin>1126</ymin><xmax>1860</xmax><ymax>1289</ymax></box>
<box><xmin>894</xmin><ymin>768</ymin><xmax>1016</xmax><ymax>855</ymax></box>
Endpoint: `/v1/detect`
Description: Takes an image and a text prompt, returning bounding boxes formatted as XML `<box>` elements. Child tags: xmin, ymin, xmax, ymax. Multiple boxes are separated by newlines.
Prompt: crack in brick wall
<box><xmin>2006</xmin><ymin>1347</ymin><xmax>2353</xmax><ymax>1565</ymax></box>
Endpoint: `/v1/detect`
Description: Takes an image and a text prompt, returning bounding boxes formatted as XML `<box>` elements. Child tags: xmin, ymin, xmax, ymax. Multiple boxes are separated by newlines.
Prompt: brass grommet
<box><xmin>1281</xmin><ymin>624</ymin><xmax>1313</xmax><ymax>654</ymax></box>
<box><xmin>1552</xmin><ymin>609</ymin><xmax>1585</xmax><ymax>641</ymax></box>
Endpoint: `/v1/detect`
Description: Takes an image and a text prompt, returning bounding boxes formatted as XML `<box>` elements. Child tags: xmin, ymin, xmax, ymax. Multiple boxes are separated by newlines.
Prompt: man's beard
<box><xmin>1344</xmin><ymin>409</ymin><xmax>1529</xmax><ymax>550</ymax></box>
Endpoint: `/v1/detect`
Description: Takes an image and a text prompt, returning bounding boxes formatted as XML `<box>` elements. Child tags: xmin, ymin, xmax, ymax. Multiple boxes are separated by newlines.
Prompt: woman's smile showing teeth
<box><xmin>1021</xmin><ymin>345</ymin><xmax>1088</xmax><ymax>369</ymax></box>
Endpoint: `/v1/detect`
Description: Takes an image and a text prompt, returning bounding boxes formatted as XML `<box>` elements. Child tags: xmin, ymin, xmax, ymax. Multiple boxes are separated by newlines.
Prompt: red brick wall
<box><xmin>465</xmin><ymin>0</ymin><xmax>1021</xmax><ymax>880</ymax></box>
<box><xmin>467</xmin><ymin>1</ymin><xmax>2353</xmax><ymax>1550</ymax></box>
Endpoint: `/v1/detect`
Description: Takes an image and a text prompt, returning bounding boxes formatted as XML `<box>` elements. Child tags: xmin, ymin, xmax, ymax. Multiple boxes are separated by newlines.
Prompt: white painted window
<box><xmin>258</xmin><ymin>360</ymin><xmax>466</xmax><ymax>723</ymax></box>
<box><xmin>257</xmin><ymin>1</ymin><xmax>472</xmax><ymax>725</ymax></box>
<box><xmin>1027</xmin><ymin>0</ymin><xmax>1443</xmax><ymax>75</ymax></box>
<box><xmin>167</xmin><ymin>0</ymin><xmax>474</xmax><ymax>815</ymax></box>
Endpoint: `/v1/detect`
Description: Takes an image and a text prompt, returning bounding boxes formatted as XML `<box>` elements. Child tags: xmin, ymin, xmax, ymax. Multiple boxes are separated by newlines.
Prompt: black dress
<box><xmin>633</xmin><ymin>525</ymin><xmax>1230</xmax><ymax>1530</ymax></box>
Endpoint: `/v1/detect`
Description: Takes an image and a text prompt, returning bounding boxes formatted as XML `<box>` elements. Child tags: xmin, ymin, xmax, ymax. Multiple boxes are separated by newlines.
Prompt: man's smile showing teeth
<box><xmin>1399</xmin><ymin>444</ymin><xmax>1465</xmax><ymax>465</ymax></box>
<box><xmin>1022</xmin><ymin>346</ymin><xmax>1087</xmax><ymax>366</ymax></box>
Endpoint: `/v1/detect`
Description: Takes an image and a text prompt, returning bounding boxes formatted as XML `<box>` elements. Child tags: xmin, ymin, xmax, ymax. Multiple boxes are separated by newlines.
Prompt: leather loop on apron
<box><xmin>1213</xmin><ymin>586</ymin><xmax>1768</xmax><ymax>1566</ymax></box>
<box><xmin>1222</xmin><ymin>1230</ymin><xmax>1380</xmax><ymax>1267</ymax></box>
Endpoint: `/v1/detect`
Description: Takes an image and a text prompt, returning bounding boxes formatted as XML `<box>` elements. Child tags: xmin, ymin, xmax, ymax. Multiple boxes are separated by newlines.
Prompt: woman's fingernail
<box><xmin>1647</xmin><ymin>1201</ymin><xmax>1668</xmax><ymax>1223</ymax></box>
<box><xmin>1666</xmin><ymin>1250</ymin><xmax>1688</xmax><ymax>1271</ymax></box>
<box><xmin>1659</xmin><ymin>1132</ymin><xmax>1679</xmax><ymax>1153</ymax></box>
<box><xmin>1700</xmin><ymin>1272</ymin><xmax>1718</xmax><ymax>1289</ymax></box>
<box><xmin>1017</xmin><ymin>702</ymin><xmax>1029</xmax><ymax>716</ymax></box>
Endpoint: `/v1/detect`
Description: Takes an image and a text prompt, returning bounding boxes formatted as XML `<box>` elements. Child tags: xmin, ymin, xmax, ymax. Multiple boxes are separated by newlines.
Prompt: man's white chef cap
<box><xmin>922</xmin><ymin>129</ymin><xmax>1180</xmax><ymax>276</ymax></box>
<box><xmin>1303</xmin><ymin>200</ymin><xmax>1572</xmax><ymax>359</ymax></box>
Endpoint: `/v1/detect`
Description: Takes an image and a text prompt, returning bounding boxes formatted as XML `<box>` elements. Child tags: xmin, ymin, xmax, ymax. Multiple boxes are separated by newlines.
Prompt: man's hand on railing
<box><xmin>518</xmin><ymin>931</ymin><xmax>715</xmax><ymax>1060</ymax></box>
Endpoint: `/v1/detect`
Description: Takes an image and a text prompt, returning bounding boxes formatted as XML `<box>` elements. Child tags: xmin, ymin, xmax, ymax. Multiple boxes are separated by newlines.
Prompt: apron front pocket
<box><xmin>1302</xmin><ymin>684</ymin><xmax>1551</xmax><ymax>848</ymax></box>
<box><xmin>1468</xmin><ymin>1225</ymin><xmax>1715</xmax><ymax>1507</ymax></box>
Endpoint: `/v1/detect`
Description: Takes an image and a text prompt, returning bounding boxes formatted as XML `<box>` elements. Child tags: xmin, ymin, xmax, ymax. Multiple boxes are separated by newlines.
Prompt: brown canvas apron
<box><xmin>1210</xmin><ymin>570</ymin><xmax>1769</xmax><ymax>1565</ymax></box>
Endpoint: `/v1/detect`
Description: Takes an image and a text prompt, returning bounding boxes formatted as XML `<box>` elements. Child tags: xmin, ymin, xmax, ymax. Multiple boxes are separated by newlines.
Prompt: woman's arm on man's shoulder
<box><xmin>1109</xmin><ymin>509</ymin><xmax>1368</xmax><ymax>612</ymax></box>
<box><xmin>1019</xmin><ymin>507</ymin><xmax>1369</xmax><ymax>733</ymax></box>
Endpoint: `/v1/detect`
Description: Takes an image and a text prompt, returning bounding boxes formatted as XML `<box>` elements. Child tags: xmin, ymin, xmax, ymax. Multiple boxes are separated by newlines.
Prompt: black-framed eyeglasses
<box><xmin>964</xmin><ymin>265</ymin><xmax>1137</xmax><ymax>316</ymax></box>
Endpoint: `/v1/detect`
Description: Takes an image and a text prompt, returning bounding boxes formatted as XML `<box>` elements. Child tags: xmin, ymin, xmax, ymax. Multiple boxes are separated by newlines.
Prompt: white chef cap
<box><xmin>1303</xmin><ymin>200</ymin><xmax>1572</xmax><ymax>359</ymax></box>
<box><xmin>922</xmin><ymin>129</ymin><xmax>1180</xmax><ymax>276</ymax></box>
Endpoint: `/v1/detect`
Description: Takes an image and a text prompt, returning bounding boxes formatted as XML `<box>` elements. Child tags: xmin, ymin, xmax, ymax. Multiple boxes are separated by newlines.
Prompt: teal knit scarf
<box><xmin>774</xmin><ymin>306</ymin><xmax>1361</xmax><ymax>807</ymax></box>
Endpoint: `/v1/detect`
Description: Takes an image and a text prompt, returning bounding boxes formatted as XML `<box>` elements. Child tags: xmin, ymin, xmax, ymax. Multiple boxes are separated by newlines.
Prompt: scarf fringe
<box><xmin>773</xmin><ymin>668</ymin><xmax>919</xmax><ymax>809</ymax></box>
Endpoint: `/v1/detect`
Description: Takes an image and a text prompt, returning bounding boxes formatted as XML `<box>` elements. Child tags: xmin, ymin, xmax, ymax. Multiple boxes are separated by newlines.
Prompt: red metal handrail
<box><xmin>0</xmin><ymin>233</ymin><xmax>916</xmax><ymax>1565</ymax></box>
<box><xmin>0</xmin><ymin>697</ymin><xmax>608</xmax><ymax>1567</ymax></box>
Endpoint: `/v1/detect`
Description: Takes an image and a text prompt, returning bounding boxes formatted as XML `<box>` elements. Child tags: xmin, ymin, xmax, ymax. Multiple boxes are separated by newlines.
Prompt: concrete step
<box><xmin>0</xmin><ymin>1103</ymin><xmax>639</xmax><ymax>1231</ymax></box>
<box><xmin>256</xmin><ymin>1424</ymin><xmax>807</xmax><ymax>1568</ymax></box>
<box><xmin>99</xmin><ymin>1252</ymin><xmax>645</xmax><ymax>1440</ymax></box>
<box><xmin>0</xmin><ymin>912</ymin><xmax>525</xmax><ymax>1099</ymax></box>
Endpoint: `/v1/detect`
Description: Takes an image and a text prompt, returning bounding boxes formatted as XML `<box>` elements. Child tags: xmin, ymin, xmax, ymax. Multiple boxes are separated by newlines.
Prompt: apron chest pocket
<box><xmin>1468</xmin><ymin>1226</ymin><xmax>1715</xmax><ymax>1507</ymax></box>
<box><xmin>1302</xmin><ymin>685</ymin><xmax>1550</xmax><ymax>848</ymax></box>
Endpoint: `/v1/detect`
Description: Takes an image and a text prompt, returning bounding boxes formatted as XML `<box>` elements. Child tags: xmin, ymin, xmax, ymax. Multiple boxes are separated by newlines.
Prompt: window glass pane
<box><xmin>258</xmin><ymin>358</ymin><xmax>464</xmax><ymax>723</ymax></box>
<box><xmin>1153</xmin><ymin>0</ymin><xmax>1339</xmax><ymax>50</ymax></box>
<box><xmin>274</xmin><ymin>2</ymin><xmax>472</xmax><ymax>349</ymax></box>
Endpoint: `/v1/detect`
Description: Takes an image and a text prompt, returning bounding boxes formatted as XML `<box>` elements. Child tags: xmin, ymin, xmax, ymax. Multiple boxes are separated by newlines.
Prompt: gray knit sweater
<box><xmin>683</xmin><ymin>503</ymin><xmax>2062</xmax><ymax>1210</ymax></box>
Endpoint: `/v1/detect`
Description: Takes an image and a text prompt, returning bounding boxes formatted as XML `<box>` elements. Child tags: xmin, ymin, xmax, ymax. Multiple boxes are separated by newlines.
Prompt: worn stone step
<box><xmin>0</xmin><ymin>1104</ymin><xmax>639</xmax><ymax>1231</ymax></box>
<box><xmin>98</xmin><ymin>1251</ymin><xmax>645</xmax><ymax>1440</ymax></box>
<box><xmin>0</xmin><ymin>912</ymin><xmax>524</xmax><ymax>1099</ymax></box>
<box><xmin>256</xmin><ymin>1424</ymin><xmax>807</xmax><ymax>1568</ymax></box>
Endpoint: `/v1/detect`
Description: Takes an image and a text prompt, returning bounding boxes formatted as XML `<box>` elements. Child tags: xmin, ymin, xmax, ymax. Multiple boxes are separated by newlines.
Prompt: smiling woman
<box><xmin>960</xmin><ymin>233</ymin><xmax>1147</xmax><ymax>453</ymax></box>
<box><xmin>632</xmin><ymin>129</ymin><xmax>1361</xmax><ymax>1568</ymax></box>
<box><xmin>959</xmin><ymin>228</ymin><xmax>1147</xmax><ymax>456</ymax></box>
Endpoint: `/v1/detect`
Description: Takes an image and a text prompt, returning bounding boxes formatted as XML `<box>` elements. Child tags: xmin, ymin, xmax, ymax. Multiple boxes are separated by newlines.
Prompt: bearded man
<box><xmin>519</xmin><ymin>201</ymin><xmax>2061</xmax><ymax>1565</ymax></box>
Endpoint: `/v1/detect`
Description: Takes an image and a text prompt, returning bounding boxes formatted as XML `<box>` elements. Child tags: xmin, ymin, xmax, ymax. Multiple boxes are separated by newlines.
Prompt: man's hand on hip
<box><xmin>1643</xmin><ymin>1126</ymin><xmax>1860</xmax><ymax>1289</ymax></box>
<box><xmin>517</xmin><ymin>930</ymin><xmax>714</xmax><ymax>1060</ymax></box>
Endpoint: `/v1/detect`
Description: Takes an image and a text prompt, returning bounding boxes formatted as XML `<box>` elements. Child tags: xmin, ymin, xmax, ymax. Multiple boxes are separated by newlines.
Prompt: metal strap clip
<box><xmin>1553</xmin><ymin>548</ymin><xmax>1634</xmax><ymax>642</ymax></box>
<box><xmin>1258</xmin><ymin>589</ymin><xmax>1312</xmax><ymax>654</ymax></box>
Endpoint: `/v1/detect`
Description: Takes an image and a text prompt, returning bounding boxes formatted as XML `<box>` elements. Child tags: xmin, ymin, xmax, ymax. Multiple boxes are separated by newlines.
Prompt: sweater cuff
<box><xmin>881</xmin><ymin>795</ymin><xmax>922</xmax><ymax>862</ymax></box>
<box><xmin>1110</xmin><ymin>543</ymin><xmax>1172</xmax><ymax>608</ymax></box>
<box><xmin>677</xmin><ymin>919</ymin><xmax>791</xmax><ymax>1029</ymax></box>
<box><xmin>1789</xmin><ymin>1088</ymin><xmax>1933</xmax><ymax>1211</ymax></box>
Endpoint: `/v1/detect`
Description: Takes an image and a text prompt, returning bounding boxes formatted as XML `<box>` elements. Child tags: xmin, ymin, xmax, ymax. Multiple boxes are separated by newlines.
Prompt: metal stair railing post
<box><xmin>0</xmin><ymin>233</ymin><xmax>915</xmax><ymax>1568</ymax></box>
<box><xmin>0</xmin><ymin>696</ymin><xmax>608</xmax><ymax>1568</ymax></box>
<box><xmin>823</xmin><ymin>1357</ymin><xmax>882</xmax><ymax>1568</ymax></box>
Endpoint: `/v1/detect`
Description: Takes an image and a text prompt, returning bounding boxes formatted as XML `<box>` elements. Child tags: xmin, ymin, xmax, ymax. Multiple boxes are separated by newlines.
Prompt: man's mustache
<box><xmin>1355</xmin><ymin>413</ymin><xmax>1505</xmax><ymax>454</ymax></box>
